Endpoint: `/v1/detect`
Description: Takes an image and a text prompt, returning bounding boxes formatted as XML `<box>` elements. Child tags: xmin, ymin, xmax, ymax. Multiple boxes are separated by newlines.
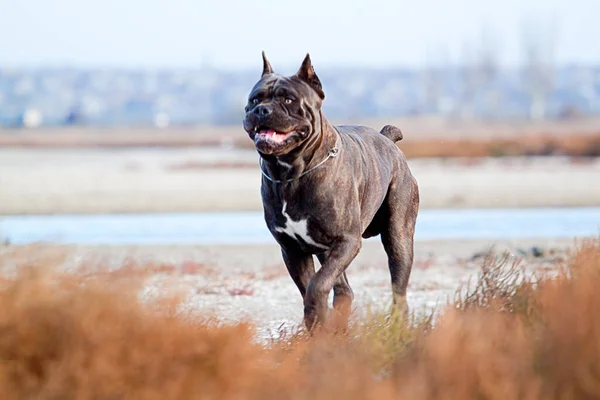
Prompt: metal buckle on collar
<box><xmin>328</xmin><ymin>146</ymin><xmax>339</xmax><ymax>157</ymax></box>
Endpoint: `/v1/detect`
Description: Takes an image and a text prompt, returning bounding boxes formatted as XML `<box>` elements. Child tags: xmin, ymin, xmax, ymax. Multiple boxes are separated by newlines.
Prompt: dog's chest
<box><xmin>273</xmin><ymin>201</ymin><xmax>327</xmax><ymax>250</ymax></box>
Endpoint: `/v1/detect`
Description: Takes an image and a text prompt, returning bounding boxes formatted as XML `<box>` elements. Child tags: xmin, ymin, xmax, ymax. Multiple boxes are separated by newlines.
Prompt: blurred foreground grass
<box><xmin>0</xmin><ymin>237</ymin><xmax>599</xmax><ymax>399</ymax></box>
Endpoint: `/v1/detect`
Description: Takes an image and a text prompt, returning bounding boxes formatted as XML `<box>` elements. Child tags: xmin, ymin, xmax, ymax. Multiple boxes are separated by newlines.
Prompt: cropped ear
<box><xmin>295</xmin><ymin>53</ymin><xmax>325</xmax><ymax>100</ymax></box>
<box><xmin>261</xmin><ymin>51</ymin><xmax>274</xmax><ymax>77</ymax></box>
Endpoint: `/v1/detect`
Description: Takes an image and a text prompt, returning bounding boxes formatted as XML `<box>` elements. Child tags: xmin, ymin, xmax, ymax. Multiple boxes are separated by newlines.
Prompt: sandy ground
<box><xmin>1</xmin><ymin>148</ymin><xmax>600</xmax><ymax>215</ymax></box>
<box><xmin>0</xmin><ymin>237</ymin><xmax>579</xmax><ymax>340</ymax></box>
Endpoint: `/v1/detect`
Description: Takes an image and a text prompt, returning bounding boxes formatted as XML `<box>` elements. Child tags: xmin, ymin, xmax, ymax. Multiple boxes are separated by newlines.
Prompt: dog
<box><xmin>242</xmin><ymin>52</ymin><xmax>419</xmax><ymax>331</ymax></box>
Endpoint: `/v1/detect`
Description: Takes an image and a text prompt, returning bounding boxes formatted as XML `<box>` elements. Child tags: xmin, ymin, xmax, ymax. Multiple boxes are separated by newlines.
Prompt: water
<box><xmin>1</xmin><ymin>207</ymin><xmax>599</xmax><ymax>246</ymax></box>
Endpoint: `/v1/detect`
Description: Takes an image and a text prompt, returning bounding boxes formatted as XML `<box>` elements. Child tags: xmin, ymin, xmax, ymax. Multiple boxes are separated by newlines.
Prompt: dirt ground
<box><xmin>0</xmin><ymin>237</ymin><xmax>578</xmax><ymax>341</ymax></box>
<box><xmin>1</xmin><ymin>147</ymin><xmax>599</xmax><ymax>215</ymax></box>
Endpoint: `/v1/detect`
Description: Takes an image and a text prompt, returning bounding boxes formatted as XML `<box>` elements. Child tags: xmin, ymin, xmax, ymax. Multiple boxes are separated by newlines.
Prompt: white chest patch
<box><xmin>274</xmin><ymin>202</ymin><xmax>328</xmax><ymax>250</ymax></box>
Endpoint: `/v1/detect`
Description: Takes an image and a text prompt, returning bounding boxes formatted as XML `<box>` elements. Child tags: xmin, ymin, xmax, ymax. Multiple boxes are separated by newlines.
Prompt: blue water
<box><xmin>1</xmin><ymin>207</ymin><xmax>599</xmax><ymax>246</ymax></box>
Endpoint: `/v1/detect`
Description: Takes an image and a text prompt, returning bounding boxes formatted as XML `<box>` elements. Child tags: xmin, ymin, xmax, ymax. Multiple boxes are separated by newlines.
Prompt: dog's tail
<box><xmin>380</xmin><ymin>125</ymin><xmax>403</xmax><ymax>142</ymax></box>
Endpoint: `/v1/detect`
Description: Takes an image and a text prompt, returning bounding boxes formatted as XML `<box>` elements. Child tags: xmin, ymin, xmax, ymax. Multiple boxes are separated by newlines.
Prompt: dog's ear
<box><xmin>295</xmin><ymin>53</ymin><xmax>325</xmax><ymax>100</ymax></box>
<box><xmin>261</xmin><ymin>51</ymin><xmax>274</xmax><ymax>77</ymax></box>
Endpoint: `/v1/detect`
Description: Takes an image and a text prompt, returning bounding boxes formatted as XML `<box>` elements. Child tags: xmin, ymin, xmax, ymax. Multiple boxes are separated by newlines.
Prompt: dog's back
<box><xmin>335</xmin><ymin>124</ymin><xmax>403</xmax><ymax>143</ymax></box>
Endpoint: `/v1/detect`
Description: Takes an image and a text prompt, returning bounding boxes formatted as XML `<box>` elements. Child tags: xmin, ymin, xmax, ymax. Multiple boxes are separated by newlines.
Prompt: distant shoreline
<box><xmin>1</xmin><ymin>117</ymin><xmax>600</xmax><ymax>158</ymax></box>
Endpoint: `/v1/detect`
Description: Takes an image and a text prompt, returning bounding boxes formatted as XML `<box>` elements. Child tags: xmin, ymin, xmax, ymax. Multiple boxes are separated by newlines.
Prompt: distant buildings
<box><xmin>0</xmin><ymin>65</ymin><xmax>599</xmax><ymax>128</ymax></box>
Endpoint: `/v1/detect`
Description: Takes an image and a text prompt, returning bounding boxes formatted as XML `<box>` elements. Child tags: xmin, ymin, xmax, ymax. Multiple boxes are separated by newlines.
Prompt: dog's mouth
<box><xmin>246</xmin><ymin>122</ymin><xmax>308</xmax><ymax>155</ymax></box>
<box><xmin>252</xmin><ymin>127</ymin><xmax>299</xmax><ymax>146</ymax></box>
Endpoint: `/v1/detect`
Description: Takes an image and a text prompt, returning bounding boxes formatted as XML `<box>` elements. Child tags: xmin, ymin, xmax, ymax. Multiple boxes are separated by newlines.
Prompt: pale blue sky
<box><xmin>0</xmin><ymin>0</ymin><xmax>597</xmax><ymax>69</ymax></box>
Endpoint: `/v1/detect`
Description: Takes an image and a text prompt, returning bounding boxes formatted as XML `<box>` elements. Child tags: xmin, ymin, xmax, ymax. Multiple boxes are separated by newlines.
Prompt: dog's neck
<box><xmin>261</xmin><ymin>111</ymin><xmax>338</xmax><ymax>183</ymax></box>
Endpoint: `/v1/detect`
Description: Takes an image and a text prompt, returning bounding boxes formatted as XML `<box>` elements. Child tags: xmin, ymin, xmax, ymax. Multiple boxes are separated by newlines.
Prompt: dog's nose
<box><xmin>254</xmin><ymin>104</ymin><xmax>273</xmax><ymax>117</ymax></box>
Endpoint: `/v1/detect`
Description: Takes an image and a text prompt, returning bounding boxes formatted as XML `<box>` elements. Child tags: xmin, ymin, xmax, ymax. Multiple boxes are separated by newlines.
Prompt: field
<box><xmin>1</xmin><ymin>118</ymin><xmax>599</xmax><ymax>398</ymax></box>
<box><xmin>0</xmin><ymin>236</ymin><xmax>598</xmax><ymax>399</ymax></box>
<box><xmin>1</xmin><ymin>118</ymin><xmax>600</xmax><ymax>215</ymax></box>
<box><xmin>0</xmin><ymin>238</ymin><xmax>572</xmax><ymax>337</ymax></box>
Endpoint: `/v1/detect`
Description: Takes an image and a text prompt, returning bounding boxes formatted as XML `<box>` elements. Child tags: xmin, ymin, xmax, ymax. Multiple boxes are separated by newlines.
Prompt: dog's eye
<box><xmin>285</xmin><ymin>98</ymin><xmax>293</xmax><ymax>105</ymax></box>
<box><xmin>252</xmin><ymin>98</ymin><xmax>259</xmax><ymax>105</ymax></box>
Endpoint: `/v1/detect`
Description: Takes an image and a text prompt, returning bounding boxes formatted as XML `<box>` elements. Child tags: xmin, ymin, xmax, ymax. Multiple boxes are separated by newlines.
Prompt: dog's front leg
<box><xmin>304</xmin><ymin>236</ymin><xmax>361</xmax><ymax>331</ymax></box>
<box><xmin>281</xmin><ymin>246</ymin><xmax>315</xmax><ymax>299</ymax></box>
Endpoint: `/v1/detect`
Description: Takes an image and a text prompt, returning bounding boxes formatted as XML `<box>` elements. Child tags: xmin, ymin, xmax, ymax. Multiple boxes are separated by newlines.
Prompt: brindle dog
<box><xmin>242</xmin><ymin>52</ymin><xmax>419</xmax><ymax>331</ymax></box>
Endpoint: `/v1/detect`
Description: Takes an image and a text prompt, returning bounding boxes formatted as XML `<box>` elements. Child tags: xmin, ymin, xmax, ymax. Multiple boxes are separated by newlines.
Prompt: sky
<box><xmin>0</xmin><ymin>0</ymin><xmax>598</xmax><ymax>70</ymax></box>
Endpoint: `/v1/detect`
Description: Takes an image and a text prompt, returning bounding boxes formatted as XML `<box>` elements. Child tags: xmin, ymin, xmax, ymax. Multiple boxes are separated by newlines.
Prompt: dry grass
<box><xmin>163</xmin><ymin>134</ymin><xmax>600</xmax><ymax>171</ymax></box>
<box><xmin>1</xmin><ymin>124</ymin><xmax>599</xmax><ymax>159</ymax></box>
<box><xmin>399</xmin><ymin>134</ymin><xmax>600</xmax><ymax>159</ymax></box>
<box><xmin>0</xmin><ymin>238</ymin><xmax>599</xmax><ymax>399</ymax></box>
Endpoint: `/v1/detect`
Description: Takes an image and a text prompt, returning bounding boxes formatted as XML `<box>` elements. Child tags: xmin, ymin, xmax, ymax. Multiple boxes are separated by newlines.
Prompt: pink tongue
<box><xmin>260</xmin><ymin>129</ymin><xmax>277</xmax><ymax>135</ymax></box>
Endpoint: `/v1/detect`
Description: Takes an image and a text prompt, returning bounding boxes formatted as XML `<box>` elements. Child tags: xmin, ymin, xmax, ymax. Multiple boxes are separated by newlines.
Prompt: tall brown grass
<box><xmin>2</xmin><ymin>128</ymin><xmax>599</xmax><ymax>159</ymax></box>
<box><xmin>0</xmin><ymin>238</ymin><xmax>599</xmax><ymax>399</ymax></box>
<box><xmin>399</xmin><ymin>134</ymin><xmax>600</xmax><ymax>159</ymax></box>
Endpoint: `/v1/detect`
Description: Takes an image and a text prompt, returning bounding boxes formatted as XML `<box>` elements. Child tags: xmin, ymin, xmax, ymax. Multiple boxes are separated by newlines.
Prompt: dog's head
<box><xmin>243</xmin><ymin>52</ymin><xmax>326</xmax><ymax>156</ymax></box>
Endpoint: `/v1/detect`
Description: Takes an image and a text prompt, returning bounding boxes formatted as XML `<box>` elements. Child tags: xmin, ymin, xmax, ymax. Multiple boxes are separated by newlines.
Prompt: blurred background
<box><xmin>1</xmin><ymin>0</ymin><xmax>599</xmax><ymax>244</ymax></box>
<box><xmin>1</xmin><ymin>0</ymin><xmax>599</xmax><ymax>127</ymax></box>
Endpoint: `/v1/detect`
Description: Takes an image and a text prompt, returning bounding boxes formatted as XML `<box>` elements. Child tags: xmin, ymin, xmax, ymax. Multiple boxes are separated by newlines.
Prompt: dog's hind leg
<box><xmin>380</xmin><ymin>176</ymin><xmax>419</xmax><ymax>318</ymax></box>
